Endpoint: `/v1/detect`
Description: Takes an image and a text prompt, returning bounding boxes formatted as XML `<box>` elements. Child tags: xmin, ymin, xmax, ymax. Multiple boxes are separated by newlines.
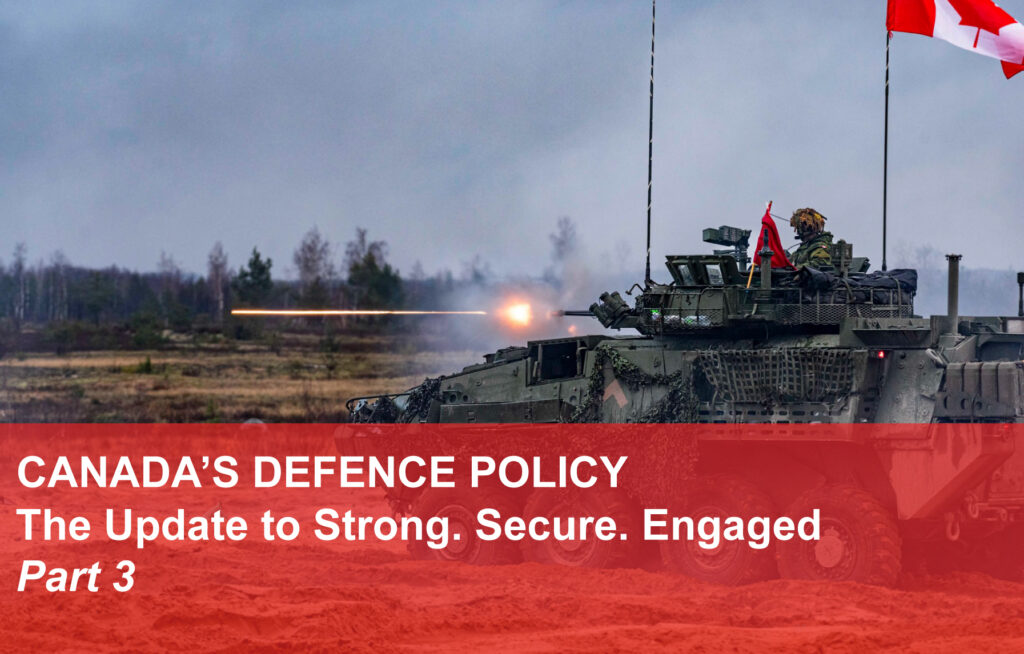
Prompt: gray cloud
<box><xmin>3</xmin><ymin>0</ymin><xmax>1023</xmax><ymax>306</ymax></box>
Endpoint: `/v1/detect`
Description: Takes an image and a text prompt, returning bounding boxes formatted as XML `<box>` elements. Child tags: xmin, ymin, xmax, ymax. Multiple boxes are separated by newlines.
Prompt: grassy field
<box><xmin>0</xmin><ymin>331</ymin><xmax>479</xmax><ymax>422</ymax></box>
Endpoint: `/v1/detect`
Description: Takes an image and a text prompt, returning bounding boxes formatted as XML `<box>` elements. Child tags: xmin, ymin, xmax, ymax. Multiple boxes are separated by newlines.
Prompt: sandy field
<box><xmin>3</xmin><ymin>482</ymin><xmax>1023</xmax><ymax>653</ymax></box>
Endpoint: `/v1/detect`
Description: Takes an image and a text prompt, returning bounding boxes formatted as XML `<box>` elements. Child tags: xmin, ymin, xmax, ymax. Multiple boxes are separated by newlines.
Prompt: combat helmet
<box><xmin>790</xmin><ymin>207</ymin><xmax>826</xmax><ymax>239</ymax></box>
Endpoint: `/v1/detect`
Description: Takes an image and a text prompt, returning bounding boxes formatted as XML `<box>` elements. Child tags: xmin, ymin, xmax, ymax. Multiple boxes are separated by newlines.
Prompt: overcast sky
<box><xmin>3</xmin><ymin>1</ymin><xmax>1023</xmax><ymax>283</ymax></box>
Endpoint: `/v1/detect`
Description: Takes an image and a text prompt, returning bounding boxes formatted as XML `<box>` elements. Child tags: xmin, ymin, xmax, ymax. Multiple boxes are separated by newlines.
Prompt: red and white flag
<box><xmin>887</xmin><ymin>0</ymin><xmax>1024</xmax><ymax>78</ymax></box>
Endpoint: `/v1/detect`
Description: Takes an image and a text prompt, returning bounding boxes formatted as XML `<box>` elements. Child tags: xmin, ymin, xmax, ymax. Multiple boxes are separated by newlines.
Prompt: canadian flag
<box><xmin>887</xmin><ymin>0</ymin><xmax>1024</xmax><ymax>78</ymax></box>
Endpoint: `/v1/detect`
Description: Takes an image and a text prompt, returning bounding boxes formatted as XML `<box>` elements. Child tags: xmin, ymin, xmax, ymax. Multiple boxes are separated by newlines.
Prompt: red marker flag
<box><xmin>887</xmin><ymin>0</ymin><xmax>1024</xmax><ymax>78</ymax></box>
<box><xmin>752</xmin><ymin>202</ymin><xmax>795</xmax><ymax>270</ymax></box>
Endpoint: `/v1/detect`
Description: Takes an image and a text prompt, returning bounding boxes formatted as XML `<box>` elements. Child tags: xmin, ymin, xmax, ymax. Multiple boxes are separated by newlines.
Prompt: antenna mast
<box><xmin>882</xmin><ymin>31</ymin><xmax>891</xmax><ymax>272</ymax></box>
<box><xmin>644</xmin><ymin>0</ymin><xmax>655</xmax><ymax>286</ymax></box>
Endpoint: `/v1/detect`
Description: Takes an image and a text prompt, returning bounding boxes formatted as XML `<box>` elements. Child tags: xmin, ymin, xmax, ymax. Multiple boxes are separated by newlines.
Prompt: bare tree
<box><xmin>207</xmin><ymin>242</ymin><xmax>229</xmax><ymax>323</ymax></box>
<box><xmin>294</xmin><ymin>227</ymin><xmax>335</xmax><ymax>307</ymax></box>
<box><xmin>156</xmin><ymin>251</ymin><xmax>182</xmax><ymax>324</ymax></box>
<box><xmin>407</xmin><ymin>260</ymin><xmax>427</xmax><ymax>306</ymax></box>
<box><xmin>460</xmin><ymin>255</ymin><xmax>492</xmax><ymax>285</ymax></box>
<box><xmin>294</xmin><ymin>227</ymin><xmax>335</xmax><ymax>286</ymax></box>
<box><xmin>410</xmin><ymin>260</ymin><xmax>426</xmax><ymax>282</ymax></box>
<box><xmin>49</xmin><ymin>251</ymin><xmax>69</xmax><ymax>322</ymax></box>
<box><xmin>344</xmin><ymin>228</ymin><xmax>387</xmax><ymax>274</ymax></box>
<box><xmin>12</xmin><ymin>243</ymin><xmax>27</xmax><ymax>330</ymax></box>
<box><xmin>344</xmin><ymin>228</ymin><xmax>401</xmax><ymax>309</ymax></box>
<box><xmin>158</xmin><ymin>251</ymin><xmax>181</xmax><ymax>294</ymax></box>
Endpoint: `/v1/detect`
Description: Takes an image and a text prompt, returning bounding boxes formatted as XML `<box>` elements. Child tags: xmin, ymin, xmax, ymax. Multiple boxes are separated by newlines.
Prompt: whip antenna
<box><xmin>644</xmin><ymin>0</ymin><xmax>656</xmax><ymax>286</ymax></box>
<box><xmin>882</xmin><ymin>31</ymin><xmax>891</xmax><ymax>272</ymax></box>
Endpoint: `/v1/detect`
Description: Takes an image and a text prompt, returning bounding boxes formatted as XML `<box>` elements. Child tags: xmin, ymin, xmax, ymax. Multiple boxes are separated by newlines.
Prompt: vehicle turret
<box><xmin>589</xmin><ymin>225</ymin><xmax>913</xmax><ymax>337</ymax></box>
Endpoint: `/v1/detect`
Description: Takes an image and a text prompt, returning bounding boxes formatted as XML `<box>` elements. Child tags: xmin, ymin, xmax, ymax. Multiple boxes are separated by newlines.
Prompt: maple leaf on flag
<box><xmin>888</xmin><ymin>0</ymin><xmax>1024</xmax><ymax>78</ymax></box>
<box><xmin>948</xmin><ymin>0</ymin><xmax>1015</xmax><ymax>35</ymax></box>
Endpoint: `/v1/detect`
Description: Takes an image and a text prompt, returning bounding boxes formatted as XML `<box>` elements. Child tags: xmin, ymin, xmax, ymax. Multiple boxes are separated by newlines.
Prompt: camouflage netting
<box><xmin>355</xmin><ymin>347</ymin><xmax>699</xmax><ymax>505</ymax></box>
<box><xmin>570</xmin><ymin>345</ymin><xmax>700</xmax><ymax>424</ymax></box>
<box><xmin>569</xmin><ymin>344</ymin><xmax>699</xmax><ymax>503</ymax></box>
<box><xmin>350</xmin><ymin>376</ymin><xmax>443</xmax><ymax>424</ymax></box>
<box><xmin>401</xmin><ymin>376</ymin><xmax>443</xmax><ymax>422</ymax></box>
<box><xmin>350</xmin><ymin>395</ymin><xmax>399</xmax><ymax>423</ymax></box>
<box><xmin>696</xmin><ymin>348</ymin><xmax>854</xmax><ymax>404</ymax></box>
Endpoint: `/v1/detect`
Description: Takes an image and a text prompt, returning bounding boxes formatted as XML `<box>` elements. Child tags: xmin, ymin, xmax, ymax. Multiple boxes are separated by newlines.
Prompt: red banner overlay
<box><xmin>3</xmin><ymin>423</ymin><xmax>1024</xmax><ymax>651</ymax></box>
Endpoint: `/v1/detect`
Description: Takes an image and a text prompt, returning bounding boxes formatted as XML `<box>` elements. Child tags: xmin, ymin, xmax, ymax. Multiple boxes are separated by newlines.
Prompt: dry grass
<box><xmin>0</xmin><ymin>334</ymin><xmax>479</xmax><ymax>422</ymax></box>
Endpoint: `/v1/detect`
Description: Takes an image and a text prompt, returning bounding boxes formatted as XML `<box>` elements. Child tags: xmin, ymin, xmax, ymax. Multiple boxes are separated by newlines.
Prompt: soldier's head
<box><xmin>790</xmin><ymin>208</ymin><xmax>826</xmax><ymax>242</ymax></box>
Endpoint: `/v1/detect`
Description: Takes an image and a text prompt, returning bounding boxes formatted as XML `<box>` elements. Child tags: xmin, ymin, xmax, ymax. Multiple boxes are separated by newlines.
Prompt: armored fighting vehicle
<box><xmin>346</xmin><ymin>228</ymin><xmax>1024</xmax><ymax>585</ymax></box>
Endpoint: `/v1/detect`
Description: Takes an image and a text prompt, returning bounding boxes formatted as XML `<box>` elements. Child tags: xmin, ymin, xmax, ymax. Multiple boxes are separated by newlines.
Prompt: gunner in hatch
<box><xmin>789</xmin><ymin>208</ymin><xmax>833</xmax><ymax>268</ymax></box>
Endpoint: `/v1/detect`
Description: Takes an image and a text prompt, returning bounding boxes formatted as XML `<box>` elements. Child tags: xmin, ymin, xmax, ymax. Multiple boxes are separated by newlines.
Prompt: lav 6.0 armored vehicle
<box><xmin>346</xmin><ymin>227</ymin><xmax>1024</xmax><ymax>586</ymax></box>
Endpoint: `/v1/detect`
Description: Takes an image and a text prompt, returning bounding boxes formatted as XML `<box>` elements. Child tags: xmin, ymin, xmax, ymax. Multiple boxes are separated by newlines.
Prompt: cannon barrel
<box><xmin>550</xmin><ymin>310</ymin><xmax>595</xmax><ymax>318</ymax></box>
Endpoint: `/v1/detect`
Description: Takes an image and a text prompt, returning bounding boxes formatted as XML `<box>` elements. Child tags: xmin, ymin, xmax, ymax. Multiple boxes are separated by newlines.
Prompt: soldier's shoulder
<box><xmin>808</xmin><ymin>233</ymin><xmax>833</xmax><ymax>250</ymax></box>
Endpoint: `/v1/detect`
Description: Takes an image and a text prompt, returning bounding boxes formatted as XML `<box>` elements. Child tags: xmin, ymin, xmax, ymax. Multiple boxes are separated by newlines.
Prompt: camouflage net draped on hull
<box><xmin>570</xmin><ymin>345</ymin><xmax>700</xmax><ymax>424</ymax></box>
<box><xmin>350</xmin><ymin>376</ymin><xmax>442</xmax><ymax>424</ymax></box>
<box><xmin>401</xmin><ymin>376</ymin><xmax>443</xmax><ymax>422</ymax></box>
<box><xmin>695</xmin><ymin>348</ymin><xmax>854</xmax><ymax>405</ymax></box>
<box><xmin>351</xmin><ymin>395</ymin><xmax>399</xmax><ymax>423</ymax></box>
<box><xmin>569</xmin><ymin>345</ymin><xmax>699</xmax><ymax>501</ymax></box>
<box><xmin>354</xmin><ymin>349</ymin><xmax>699</xmax><ymax>505</ymax></box>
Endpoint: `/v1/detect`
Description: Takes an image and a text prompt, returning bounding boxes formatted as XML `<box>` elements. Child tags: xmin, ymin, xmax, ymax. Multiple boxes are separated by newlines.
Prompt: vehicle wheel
<box><xmin>660</xmin><ymin>475</ymin><xmax>778</xmax><ymax>585</ymax></box>
<box><xmin>408</xmin><ymin>486</ymin><xmax>521</xmax><ymax>565</ymax></box>
<box><xmin>521</xmin><ymin>488</ymin><xmax>638</xmax><ymax>568</ymax></box>
<box><xmin>776</xmin><ymin>484</ymin><xmax>900</xmax><ymax>586</ymax></box>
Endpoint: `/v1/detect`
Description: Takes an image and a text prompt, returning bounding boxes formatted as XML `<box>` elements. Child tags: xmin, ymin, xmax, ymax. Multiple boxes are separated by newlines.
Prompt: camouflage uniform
<box><xmin>791</xmin><ymin>231</ymin><xmax>833</xmax><ymax>268</ymax></box>
<box><xmin>788</xmin><ymin>207</ymin><xmax>832</xmax><ymax>269</ymax></box>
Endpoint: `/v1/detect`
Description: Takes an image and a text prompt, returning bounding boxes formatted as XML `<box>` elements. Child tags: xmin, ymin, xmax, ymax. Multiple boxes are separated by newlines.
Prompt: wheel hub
<box><xmin>544</xmin><ymin>504</ymin><xmax>596</xmax><ymax>565</ymax></box>
<box><xmin>435</xmin><ymin>504</ymin><xmax>476</xmax><ymax>560</ymax></box>
<box><xmin>807</xmin><ymin>521</ymin><xmax>856</xmax><ymax>579</ymax></box>
<box><xmin>685</xmin><ymin>504</ymin><xmax>735</xmax><ymax>572</ymax></box>
<box><xmin>814</xmin><ymin>527</ymin><xmax>846</xmax><ymax>569</ymax></box>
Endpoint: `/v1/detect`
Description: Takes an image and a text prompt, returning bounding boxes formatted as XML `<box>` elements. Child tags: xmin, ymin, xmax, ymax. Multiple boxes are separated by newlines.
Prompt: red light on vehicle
<box><xmin>876</xmin><ymin>350</ymin><xmax>886</xmax><ymax>359</ymax></box>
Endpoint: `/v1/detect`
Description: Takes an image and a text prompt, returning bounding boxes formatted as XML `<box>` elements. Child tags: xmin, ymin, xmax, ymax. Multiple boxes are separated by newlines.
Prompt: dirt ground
<box><xmin>4</xmin><ymin>337</ymin><xmax>1024</xmax><ymax>651</ymax></box>
<box><xmin>3</xmin><ymin>484</ymin><xmax>1023</xmax><ymax>653</ymax></box>
<box><xmin>0</xmin><ymin>332</ymin><xmax>478</xmax><ymax>422</ymax></box>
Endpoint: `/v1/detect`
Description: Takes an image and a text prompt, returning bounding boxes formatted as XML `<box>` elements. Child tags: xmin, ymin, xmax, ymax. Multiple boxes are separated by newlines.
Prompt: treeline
<box><xmin>0</xmin><ymin>227</ymin><xmax>475</xmax><ymax>352</ymax></box>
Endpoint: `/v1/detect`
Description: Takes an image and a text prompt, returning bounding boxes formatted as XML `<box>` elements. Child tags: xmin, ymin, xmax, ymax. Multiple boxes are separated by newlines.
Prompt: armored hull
<box><xmin>346</xmin><ymin>238</ymin><xmax>1024</xmax><ymax>586</ymax></box>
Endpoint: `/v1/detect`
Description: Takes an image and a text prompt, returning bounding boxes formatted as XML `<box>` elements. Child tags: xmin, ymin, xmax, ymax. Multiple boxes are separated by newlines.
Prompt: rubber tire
<box><xmin>408</xmin><ymin>486</ymin><xmax>522</xmax><ymax>565</ymax></box>
<box><xmin>520</xmin><ymin>488</ymin><xmax>638</xmax><ymax>568</ymax></box>
<box><xmin>660</xmin><ymin>475</ymin><xmax>778</xmax><ymax>585</ymax></box>
<box><xmin>776</xmin><ymin>484</ymin><xmax>901</xmax><ymax>586</ymax></box>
